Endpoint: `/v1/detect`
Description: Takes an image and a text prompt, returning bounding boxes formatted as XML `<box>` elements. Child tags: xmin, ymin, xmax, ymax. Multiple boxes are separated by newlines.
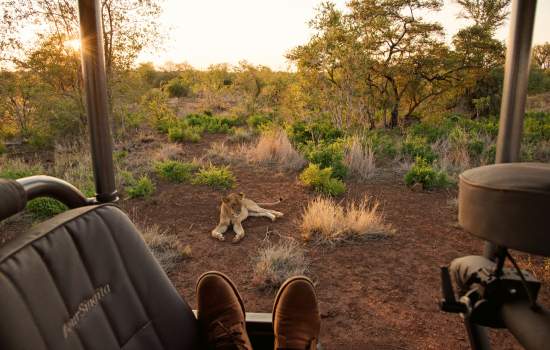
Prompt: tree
<box><xmin>533</xmin><ymin>43</ymin><xmax>550</xmax><ymax>70</ymax></box>
<box><xmin>456</xmin><ymin>0</ymin><xmax>511</xmax><ymax>30</ymax></box>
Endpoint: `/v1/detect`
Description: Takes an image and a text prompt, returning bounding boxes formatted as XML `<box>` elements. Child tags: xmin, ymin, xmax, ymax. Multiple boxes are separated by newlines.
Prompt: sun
<box><xmin>64</xmin><ymin>39</ymin><xmax>81</xmax><ymax>51</ymax></box>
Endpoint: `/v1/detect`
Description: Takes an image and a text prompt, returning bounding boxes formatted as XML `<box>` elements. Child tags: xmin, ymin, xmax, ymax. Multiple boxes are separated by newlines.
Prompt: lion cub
<box><xmin>212</xmin><ymin>192</ymin><xmax>283</xmax><ymax>243</ymax></box>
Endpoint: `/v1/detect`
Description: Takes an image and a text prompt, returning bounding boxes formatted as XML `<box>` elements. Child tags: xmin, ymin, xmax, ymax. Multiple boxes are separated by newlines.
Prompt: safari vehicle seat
<box><xmin>442</xmin><ymin>162</ymin><xmax>550</xmax><ymax>350</ymax></box>
<box><xmin>0</xmin><ymin>178</ymin><xmax>200</xmax><ymax>349</ymax></box>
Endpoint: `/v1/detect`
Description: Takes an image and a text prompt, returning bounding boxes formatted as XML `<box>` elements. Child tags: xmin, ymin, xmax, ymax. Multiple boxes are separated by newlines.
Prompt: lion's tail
<box><xmin>257</xmin><ymin>197</ymin><xmax>283</xmax><ymax>207</ymax></box>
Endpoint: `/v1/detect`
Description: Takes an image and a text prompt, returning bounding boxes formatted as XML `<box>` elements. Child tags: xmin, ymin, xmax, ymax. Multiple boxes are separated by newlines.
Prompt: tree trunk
<box><xmin>390</xmin><ymin>104</ymin><xmax>399</xmax><ymax>128</ymax></box>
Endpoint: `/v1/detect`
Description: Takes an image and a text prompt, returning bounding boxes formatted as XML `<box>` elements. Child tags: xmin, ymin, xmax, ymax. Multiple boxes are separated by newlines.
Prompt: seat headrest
<box><xmin>459</xmin><ymin>162</ymin><xmax>550</xmax><ymax>256</ymax></box>
<box><xmin>0</xmin><ymin>179</ymin><xmax>27</xmax><ymax>221</ymax></box>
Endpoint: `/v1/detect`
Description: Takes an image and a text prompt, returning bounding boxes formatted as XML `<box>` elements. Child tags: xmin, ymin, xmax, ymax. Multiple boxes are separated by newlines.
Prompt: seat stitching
<box><xmin>0</xmin><ymin>268</ymin><xmax>49</xmax><ymax>349</ymax></box>
<box><xmin>29</xmin><ymin>240</ymin><xmax>86</xmax><ymax>350</ymax></box>
<box><xmin>64</xmin><ymin>223</ymin><xmax>121</xmax><ymax>348</ymax></box>
<box><xmin>94</xmin><ymin>209</ymin><xmax>167</xmax><ymax>350</ymax></box>
<box><xmin>120</xmin><ymin>320</ymin><xmax>153</xmax><ymax>349</ymax></box>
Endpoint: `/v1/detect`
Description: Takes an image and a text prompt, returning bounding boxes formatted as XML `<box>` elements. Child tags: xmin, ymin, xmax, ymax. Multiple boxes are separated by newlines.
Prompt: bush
<box><xmin>402</xmin><ymin>135</ymin><xmax>437</xmax><ymax>163</ymax></box>
<box><xmin>127</xmin><ymin>176</ymin><xmax>155</xmax><ymax>198</ymax></box>
<box><xmin>26</xmin><ymin>198</ymin><xmax>67</xmax><ymax>220</ymax></box>
<box><xmin>165</xmin><ymin>78</ymin><xmax>190</xmax><ymax>98</ymax></box>
<box><xmin>288</xmin><ymin>119</ymin><xmax>343</xmax><ymax>145</ymax></box>
<box><xmin>247</xmin><ymin>114</ymin><xmax>271</xmax><ymax>129</ymax></box>
<box><xmin>155</xmin><ymin>160</ymin><xmax>197</xmax><ymax>183</ymax></box>
<box><xmin>186</xmin><ymin>113</ymin><xmax>241</xmax><ymax>133</ymax></box>
<box><xmin>404</xmin><ymin>157</ymin><xmax>449</xmax><ymax>189</ymax></box>
<box><xmin>192</xmin><ymin>165</ymin><xmax>236</xmax><ymax>189</ymax></box>
<box><xmin>302</xmin><ymin>141</ymin><xmax>347</xmax><ymax>179</ymax></box>
<box><xmin>141</xmin><ymin>89</ymin><xmax>177</xmax><ymax>133</ymax></box>
<box><xmin>365</xmin><ymin>131</ymin><xmax>398</xmax><ymax>159</ymax></box>
<box><xmin>168</xmin><ymin>125</ymin><xmax>202</xmax><ymax>142</ymax></box>
<box><xmin>301</xmin><ymin>196</ymin><xmax>393</xmax><ymax>244</ymax></box>
<box><xmin>252</xmin><ymin>239</ymin><xmax>310</xmax><ymax>291</ymax></box>
<box><xmin>299</xmin><ymin>163</ymin><xmax>346</xmax><ymax>196</ymax></box>
<box><xmin>247</xmin><ymin>129</ymin><xmax>306</xmax><ymax>171</ymax></box>
<box><xmin>0</xmin><ymin>142</ymin><xmax>6</xmax><ymax>155</ymax></box>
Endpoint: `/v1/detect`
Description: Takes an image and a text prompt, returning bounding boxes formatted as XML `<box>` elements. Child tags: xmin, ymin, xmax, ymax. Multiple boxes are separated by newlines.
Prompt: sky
<box><xmin>140</xmin><ymin>0</ymin><xmax>550</xmax><ymax>71</ymax></box>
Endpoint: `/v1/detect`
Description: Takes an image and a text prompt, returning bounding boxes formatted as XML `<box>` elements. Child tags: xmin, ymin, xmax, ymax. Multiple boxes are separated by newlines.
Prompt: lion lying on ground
<box><xmin>212</xmin><ymin>192</ymin><xmax>283</xmax><ymax>243</ymax></box>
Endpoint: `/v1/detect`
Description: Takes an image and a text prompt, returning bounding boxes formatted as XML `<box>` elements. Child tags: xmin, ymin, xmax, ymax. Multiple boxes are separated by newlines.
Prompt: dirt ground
<box><xmin>2</xmin><ymin>132</ymin><xmax>547</xmax><ymax>349</ymax></box>
<box><xmin>121</xmin><ymin>133</ymin><xmax>547</xmax><ymax>350</ymax></box>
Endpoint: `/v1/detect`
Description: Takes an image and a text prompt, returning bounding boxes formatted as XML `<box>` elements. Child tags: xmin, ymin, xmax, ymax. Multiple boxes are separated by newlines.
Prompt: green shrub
<box><xmin>302</xmin><ymin>141</ymin><xmax>348</xmax><ymax>179</ymax></box>
<box><xmin>365</xmin><ymin>132</ymin><xmax>398</xmax><ymax>159</ymax></box>
<box><xmin>288</xmin><ymin>119</ymin><xmax>343</xmax><ymax>145</ymax></box>
<box><xmin>127</xmin><ymin>176</ymin><xmax>155</xmax><ymax>198</ymax></box>
<box><xmin>408</xmin><ymin>122</ymin><xmax>446</xmax><ymax>143</ymax></box>
<box><xmin>404</xmin><ymin>157</ymin><xmax>449</xmax><ymax>189</ymax></box>
<box><xmin>114</xmin><ymin>150</ymin><xmax>128</xmax><ymax>161</ymax></box>
<box><xmin>155</xmin><ymin>160</ymin><xmax>197</xmax><ymax>183</ymax></box>
<box><xmin>141</xmin><ymin>88</ymin><xmax>177</xmax><ymax>133</ymax></box>
<box><xmin>402</xmin><ymin>135</ymin><xmax>437</xmax><ymax>163</ymax></box>
<box><xmin>0</xmin><ymin>142</ymin><xmax>6</xmax><ymax>155</ymax></box>
<box><xmin>186</xmin><ymin>114</ymin><xmax>241</xmax><ymax>133</ymax></box>
<box><xmin>166</xmin><ymin>78</ymin><xmax>190</xmax><ymax>98</ymax></box>
<box><xmin>27</xmin><ymin>198</ymin><xmax>67</xmax><ymax>220</ymax></box>
<box><xmin>247</xmin><ymin>114</ymin><xmax>271</xmax><ymax>129</ymax></box>
<box><xmin>299</xmin><ymin>163</ymin><xmax>346</xmax><ymax>196</ymax></box>
<box><xmin>168</xmin><ymin>125</ymin><xmax>202</xmax><ymax>142</ymax></box>
<box><xmin>192</xmin><ymin>165</ymin><xmax>236</xmax><ymax>189</ymax></box>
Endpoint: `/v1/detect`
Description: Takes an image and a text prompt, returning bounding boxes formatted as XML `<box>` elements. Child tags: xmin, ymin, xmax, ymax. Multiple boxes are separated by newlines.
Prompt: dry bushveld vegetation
<box><xmin>345</xmin><ymin>136</ymin><xmax>376</xmax><ymax>180</ymax></box>
<box><xmin>247</xmin><ymin>129</ymin><xmax>306</xmax><ymax>171</ymax></box>
<box><xmin>252</xmin><ymin>238</ymin><xmax>310</xmax><ymax>291</ymax></box>
<box><xmin>138</xmin><ymin>221</ymin><xmax>192</xmax><ymax>273</ymax></box>
<box><xmin>301</xmin><ymin>196</ymin><xmax>393</xmax><ymax>244</ymax></box>
<box><xmin>153</xmin><ymin>143</ymin><xmax>182</xmax><ymax>162</ymax></box>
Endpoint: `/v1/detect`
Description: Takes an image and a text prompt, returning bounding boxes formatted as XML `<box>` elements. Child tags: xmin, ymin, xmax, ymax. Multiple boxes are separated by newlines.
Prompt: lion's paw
<box><xmin>211</xmin><ymin>231</ymin><xmax>225</xmax><ymax>241</ymax></box>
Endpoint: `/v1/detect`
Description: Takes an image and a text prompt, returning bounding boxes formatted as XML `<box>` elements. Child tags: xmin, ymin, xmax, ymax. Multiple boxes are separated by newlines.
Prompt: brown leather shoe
<box><xmin>197</xmin><ymin>271</ymin><xmax>253</xmax><ymax>350</ymax></box>
<box><xmin>272</xmin><ymin>276</ymin><xmax>320</xmax><ymax>350</ymax></box>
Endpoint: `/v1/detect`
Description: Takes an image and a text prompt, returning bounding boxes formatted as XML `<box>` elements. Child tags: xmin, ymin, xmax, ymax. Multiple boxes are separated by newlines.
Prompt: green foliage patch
<box><xmin>186</xmin><ymin>113</ymin><xmax>241</xmax><ymax>133</ymax></box>
<box><xmin>127</xmin><ymin>176</ymin><xmax>155</xmax><ymax>198</ymax></box>
<box><xmin>155</xmin><ymin>160</ymin><xmax>197</xmax><ymax>183</ymax></box>
<box><xmin>302</xmin><ymin>141</ymin><xmax>348</xmax><ymax>179</ymax></box>
<box><xmin>192</xmin><ymin>165</ymin><xmax>236</xmax><ymax>189</ymax></box>
<box><xmin>404</xmin><ymin>157</ymin><xmax>449</xmax><ymax>189</ymax></box>
<box><xmin>299</xmin><ymin>163</ymin><xmax>346</xmax><ymax>196</ymax></box>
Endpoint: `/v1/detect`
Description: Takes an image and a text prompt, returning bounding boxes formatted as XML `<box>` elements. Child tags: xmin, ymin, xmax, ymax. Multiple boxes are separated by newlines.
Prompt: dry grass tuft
<box><xmin>345</xmin><ymin>136</ymin><xmax>376</xmax><ymax>180</ymax></box>
<box><xmin>247</xmin><ymin>129</ymin><xmax>306</xmax><ymax>171</ymax></box>
<box><xmin>205</xmin><ymin>141</ymin><xmax>247</xmax><ymax>165</ymax></box>
<box><xmin>301</xmin><ymin>196</ymin><xmax>393</xmax><ymax>244</ymax></box>
<box><xmin>153</xmin><ymin>143</ymin><xmax>182</xmax><ymax>162</ymax></box>
<box><xmin>252</xmin><ymin>238</ymin><xmax>310</xmax><ymax>291</ymax></box>
<box><xmin>136</xmin><ymin>221</ymin><xmax>191</xmax><ymax>273</ymax></box>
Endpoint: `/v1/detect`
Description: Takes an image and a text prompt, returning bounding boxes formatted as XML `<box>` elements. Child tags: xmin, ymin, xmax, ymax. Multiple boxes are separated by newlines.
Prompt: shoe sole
<box><xmin>271</xmin><ymin>276</ymin><xmax>316</xmax><ymax>325</ymax></box>
<box><xmin>196</xmin><ymin>271</ymin><xmax>246</xmax><ymax>319</ymax></box>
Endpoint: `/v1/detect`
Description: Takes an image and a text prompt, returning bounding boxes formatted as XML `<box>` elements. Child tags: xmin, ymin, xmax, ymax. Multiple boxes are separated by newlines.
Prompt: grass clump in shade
<box><xmin>252</xmin><ymin>239</ymin><xmax>310</xmax><ymax>291</ymax></box>
<box><xmin>404</xmin><ymin>157</ymin><xmax>449</xmax><ymax>190</ymax></box>
<box><xmin>192</xmin><ymin>165</ymin><xmax>236</xmax><ymax>189</ymax></box>
<box><xmin>155</xmin><ymin>160</ymin><xmax>197</xmax><ymax>183</ymax></box>
<box><xmin>301</xmin><ymin>196</ymin><xmax>393</xmax><ymax>245</ymax></box>
<box><xmin>299</xmin><ymin>163</ymin><xmax>346</xmax><ymax>196</ymax></box>
<box><xmin>127</xmin><ymin>176</ymin><xmax>155</xmax><ymax>198</ymax></box>
<box><xmin>138</xmin><ymin>222</ymin><xmax>192</xmax><ymax>274</ymax></box>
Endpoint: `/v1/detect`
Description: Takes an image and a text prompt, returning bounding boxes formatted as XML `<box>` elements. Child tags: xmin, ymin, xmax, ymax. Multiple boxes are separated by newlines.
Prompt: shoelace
<box><xmin>209</xmin><ymin>320</ymin><xmax>249</xmax><ymax>350</ymax></box>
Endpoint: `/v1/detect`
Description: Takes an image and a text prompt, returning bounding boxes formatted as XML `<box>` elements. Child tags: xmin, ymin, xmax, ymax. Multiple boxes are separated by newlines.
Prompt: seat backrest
<box><xmin>0</xmin><ymin>204</ymin><xmax>199</xmax><ymax>350</ymax></box>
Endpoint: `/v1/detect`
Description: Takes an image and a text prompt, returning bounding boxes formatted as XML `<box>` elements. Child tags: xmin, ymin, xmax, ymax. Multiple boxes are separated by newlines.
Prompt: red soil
<box><xmin>122</xmin><ymin>134</ymin><xmax>547</xmax><ymax>350</ymax></box>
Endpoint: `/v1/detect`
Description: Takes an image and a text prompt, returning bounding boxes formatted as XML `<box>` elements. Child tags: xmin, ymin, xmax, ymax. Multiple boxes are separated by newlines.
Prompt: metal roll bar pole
<box><xmin>78</xmin><ymin>0</ymin><xmax>118</xmax><ymax>203</ymax></box>
<box><xmin>485</xmin><ymin>0</ymin><xmax>537</xmax><ymax>258</ymax></box>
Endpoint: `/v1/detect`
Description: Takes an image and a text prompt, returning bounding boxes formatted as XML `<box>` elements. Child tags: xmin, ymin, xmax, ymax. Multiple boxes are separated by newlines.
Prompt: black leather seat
<box><xmin>0</xmin><ymin>202</ymin><xmax>200</xmax><ymax>350</ymax></box>
<box><xmin>459</xmin><ymin>162</ymin><xmax>550</xmax><ymax>257</ymax></box>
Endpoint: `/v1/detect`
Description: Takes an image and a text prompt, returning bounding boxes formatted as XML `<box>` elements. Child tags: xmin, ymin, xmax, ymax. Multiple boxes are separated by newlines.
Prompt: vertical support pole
<box><xmin>485</xmin><ymin>0</ymin><xmax>537</xmax><ymax>259</ymax></box>
<box><xmin>78</xmin><ymin>0</ymin><xmax>118</xmax><ymax>202</ymax></box>
<box><xmin>495</xmin><ymin>0</ymin><xmax>537</xmax><ymax>164</ymax></box>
